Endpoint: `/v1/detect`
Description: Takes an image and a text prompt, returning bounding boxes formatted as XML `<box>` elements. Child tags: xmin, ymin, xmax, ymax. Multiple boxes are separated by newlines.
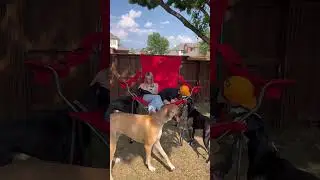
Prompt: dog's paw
<box><xmin>188</xmin><ymin>140</ymin><xmax>196</xmax><ymax>146</ymax></box>
<box><xmin>114</xmin><ymin>157</ymin><xmax>121</xmax><ymax>164</ymax></box>
<box><xmin>169</xmin><ymin>164</ymin><xmax>176</xmax><ymax>171</ymax></box>
<box><xmin>148</xmin><ymin>165</ymin><xmax>156</xmax><ymax>172</ymax></box>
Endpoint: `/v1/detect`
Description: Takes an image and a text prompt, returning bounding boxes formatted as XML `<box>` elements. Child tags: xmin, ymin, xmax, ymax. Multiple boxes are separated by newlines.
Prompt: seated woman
<box><xmin>139</xmin><ymin>72</ymin><xmax>164</xmax><ymax>113</ymax></box>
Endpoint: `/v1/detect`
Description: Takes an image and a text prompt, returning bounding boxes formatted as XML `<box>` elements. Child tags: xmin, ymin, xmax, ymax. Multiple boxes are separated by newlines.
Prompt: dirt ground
<box><xmin>1</xmin><ymin>102</ymin><xmax>320</xmax><ymax>180</ymax></box>
<box><xmin>3</xmin><ymin>125</ymin><xmax>319</xmax><ymax>180</ymax></box>
<box><xmin>225</xmin><ymin>125</ymin><xmax>320</xmax><ymax>180</ymax></box>
<box><xmin>112</xmin><ymin>122</ymin><xmax>210</xmax><ymax>180</ymax></box>
<box><xmin>111</xmin><ymin>103</ymin><xmax>210</xmax><ymax>180</ymax></box>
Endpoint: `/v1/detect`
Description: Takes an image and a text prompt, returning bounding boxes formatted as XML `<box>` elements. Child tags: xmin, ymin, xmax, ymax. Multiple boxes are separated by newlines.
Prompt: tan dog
<box><xmin>110</xmin><ymin>104</ymin><xmax>180</xmax><ymax>180</ymax></box>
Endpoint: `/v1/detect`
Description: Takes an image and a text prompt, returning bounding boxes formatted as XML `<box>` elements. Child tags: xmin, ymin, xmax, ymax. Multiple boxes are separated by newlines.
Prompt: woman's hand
<box><xmin>163</xmin><ymin>100</ymin><xmax>170</xmax><ymax>105</ymax></box>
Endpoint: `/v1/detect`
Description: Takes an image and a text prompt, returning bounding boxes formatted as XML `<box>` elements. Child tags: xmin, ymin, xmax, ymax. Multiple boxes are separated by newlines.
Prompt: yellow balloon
<box><xmin>223</xmin><ymin>76</ymin><xmax>256</xmax><ymax>109</ymax></box>
<box><xmin>180</xmin><ymin>85</ymin><xmax>191</xmax><ymax>97</ymax></box>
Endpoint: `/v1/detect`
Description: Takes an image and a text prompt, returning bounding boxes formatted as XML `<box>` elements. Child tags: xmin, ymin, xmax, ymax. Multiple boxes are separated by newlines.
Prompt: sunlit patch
<box><xmin>307</xmin><ymin>162</ymin><xmax>320</xmax><ymax>171</ymax></box>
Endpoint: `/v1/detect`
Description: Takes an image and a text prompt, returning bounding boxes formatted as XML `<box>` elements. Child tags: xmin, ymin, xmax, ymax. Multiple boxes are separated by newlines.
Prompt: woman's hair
<box><xmin>144</xmin><ymin>72</ymin><xmax>154</xmax><ymax>84</ymax></box>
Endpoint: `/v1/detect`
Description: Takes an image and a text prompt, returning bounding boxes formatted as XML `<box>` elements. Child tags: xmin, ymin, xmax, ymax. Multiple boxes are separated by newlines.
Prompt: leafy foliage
<box><xmin>199</xmin><ymin>29</ymin><xmax>210</xmax><ymax>55</ymax></box>
<box><xmin>146</xmin><ymin>32</ymin><xmax>169</xmax><ymax>55</ymax></box>
<box><xmin>129</xmin><ymin>0</ymin><xmax>210</xmax><ymax>44</ymax></box>
<box><xmin>129</xmin><ymin>48</ymin><xmax>136</xmax><ymax>54</ymax></box>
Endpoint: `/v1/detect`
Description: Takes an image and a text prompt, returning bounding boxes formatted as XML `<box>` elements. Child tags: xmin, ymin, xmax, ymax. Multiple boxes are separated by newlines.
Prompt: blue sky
<box><xmin>110</xmin><ymin>0</ymin><xmax>200</xmax><ymax>49</ymax></box>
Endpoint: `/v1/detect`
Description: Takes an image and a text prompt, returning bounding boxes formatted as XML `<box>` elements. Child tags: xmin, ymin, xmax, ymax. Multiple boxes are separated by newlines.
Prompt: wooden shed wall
<box><xmin>224</xmin><ymin>0</ymin><xmax>320</xmax><ymax>128</ymax></box>
<box><xmin>0</xmin><ymin>0</ymin><xmax>101</xmax><ymax>121</ymax></box>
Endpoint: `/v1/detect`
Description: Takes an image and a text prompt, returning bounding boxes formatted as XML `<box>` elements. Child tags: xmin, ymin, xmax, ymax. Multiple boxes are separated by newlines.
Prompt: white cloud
<box><xmin>144</xmin><ymin>21</ymin><xmax>153</xmax><ymax>28</ymax></box>
<box><xmin>118</xmin><ymin>9</ymin><xmax>141</xmax><ymax>29</ymax></box>
<box><xmin>177</xmin><ymin>35</ymin><xmax>195</xmax><ymax>43</ymax></box>
<box><xmin>160</xmin><ymin>21</ymin><xmax>170</xmax><ymax>24</ymax></box>
<box><xmin>166</xmin><ymin>35</ymin><xmax>197</xmax><ymax>48</ymax></box>
<box><xmin>135</xmin><ymin>28</ymin><xmax>156</xmax><ymax>35</ymax></box>
<box><xmin>110</xmin><ymin>9</ymin><xmax>158</xmax><ymax>41</ymax></box>
<box><xmin>112</xmin><ymin>28</ymin><xmax>129</xmax><ymax>39</ymax></box>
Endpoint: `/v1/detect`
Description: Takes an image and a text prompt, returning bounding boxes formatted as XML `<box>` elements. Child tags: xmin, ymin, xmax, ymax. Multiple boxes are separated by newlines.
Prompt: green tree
<box><xmin>199</xmin><ymin>29</ymin><xmax>210</xmax><ymax>55</ymax></box>
<box><xmin>129</xmin><ymin>0</ymin><xmax>210</xmax><ymax>44</ymax></box>
<box><xmin>146</xmin><ymin>32</ymin><xmax>169</xmax><ymax>55</ymax></box>
<box><xmin>141</xmin><ymin>47</ymin><xmax>148</xmax><ymax>53</ymax></box>
<box><xmin>129</xmin><ymin>48</ymin><xmax>136</xmax><ymax>54</ymax></box>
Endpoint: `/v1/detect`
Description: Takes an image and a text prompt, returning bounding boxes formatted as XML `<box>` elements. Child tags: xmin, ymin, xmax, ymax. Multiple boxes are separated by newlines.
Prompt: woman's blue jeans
<box><xmin>143</xmin><ymin>94</ymin><xmax>164</xmax><ymax>112</ymax></box>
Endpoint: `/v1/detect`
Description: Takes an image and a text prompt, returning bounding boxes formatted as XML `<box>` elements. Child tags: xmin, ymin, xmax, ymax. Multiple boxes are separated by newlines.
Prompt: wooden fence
<box><xmin>110</xmin><ymin>54</ymin><xmax>210</xmax><ymax>102</ymax></box>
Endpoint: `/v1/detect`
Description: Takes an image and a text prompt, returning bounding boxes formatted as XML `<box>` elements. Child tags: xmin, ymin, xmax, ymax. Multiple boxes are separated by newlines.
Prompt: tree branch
<box><xmin>157</xmin><ymin>0</ymin><xmax>209</xmax><ymax>44</ymax></box>
<box><xmin>200</xmin><ymin>5</ymin><xmax>209</xmax><ymax>18</ymax></box>
<box><xmin>206</xmin><ymin>0</ymin><xmax>210</xmax><ymax>6</ymax></box>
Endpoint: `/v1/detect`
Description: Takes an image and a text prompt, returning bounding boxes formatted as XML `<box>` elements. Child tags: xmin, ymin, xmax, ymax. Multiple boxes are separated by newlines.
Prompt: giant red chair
<box><xmin>117</xmin><ymin>54</ymin><xmax>202</xmax><ymax>145</ymax></box>
<box><xmin>118</xmin><ymin>54</ymin><xmax>201</xmax><ymax>110</ymax></box>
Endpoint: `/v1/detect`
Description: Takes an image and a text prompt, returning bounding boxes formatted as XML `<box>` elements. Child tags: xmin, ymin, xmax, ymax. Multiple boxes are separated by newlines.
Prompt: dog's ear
<box><xmin>165</xmin><ymin>107</ymin><xmax>177</xmax><ymax>120</ymax></box>
<box><xmin>162</xmin><ymin>106</ymin><xmax>169</xmax><ymax>115</ymax></box>
<box><xmin>166</xmin><ymin>109</ymin><xmax>174</xmax><ymax>117</ymax></box>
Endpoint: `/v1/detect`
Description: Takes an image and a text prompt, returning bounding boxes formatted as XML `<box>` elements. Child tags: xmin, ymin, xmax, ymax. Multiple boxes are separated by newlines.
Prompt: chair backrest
<box><xmin>140</xmin><ymin>55</ymin><xmax>182</xmax><ymax>92</ymax></box>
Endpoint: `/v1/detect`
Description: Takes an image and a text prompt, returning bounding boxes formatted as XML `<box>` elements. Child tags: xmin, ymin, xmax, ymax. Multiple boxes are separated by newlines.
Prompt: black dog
<box><xmin>78</xmin><ymin>83</ymin><xmax>110</xmax><ymax>112</ymax></box>
<box><xmin>105</xmin><ymin>95</ymin><xmax>138</xmax><ymax>116</ymax></box>
<box><xmin>244</xmin><ymin>112</ymin><xmax>320</xmax><ymax>180</ymax></box>
<box><xmin>185</xmin><ymin>99</ymin><xmax>212</xmax><ymax>152</ymax></box>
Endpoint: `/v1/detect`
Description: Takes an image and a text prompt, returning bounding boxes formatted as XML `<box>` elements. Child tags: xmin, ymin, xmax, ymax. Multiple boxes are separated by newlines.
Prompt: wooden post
<box><xmin>6</xmin><ymin>0</ymin><xmax>28</xmax><ymax>120</ymax></box>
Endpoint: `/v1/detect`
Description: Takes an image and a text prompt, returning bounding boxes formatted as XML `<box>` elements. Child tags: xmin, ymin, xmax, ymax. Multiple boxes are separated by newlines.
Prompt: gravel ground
<box><xmin>112</xmin><ymin>122</ymin><xmax>210</xmax><ymax>180</ymax></box>
<box><xmin>112</xmin><ymin>102</ymin><xmax>211</xmax><ymax>180</ymax></box>
<box><xmin>5</xmin><ymin>102</ymin><xmax>319</xmax><ymax>180</ymax></box>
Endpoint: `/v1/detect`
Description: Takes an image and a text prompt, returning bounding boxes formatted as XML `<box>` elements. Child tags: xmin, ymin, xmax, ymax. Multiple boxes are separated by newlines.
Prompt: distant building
<box><xmin>167</xmin><ymin>43</ymin><xmax>209</xmax><ymax>60</ymax></box>
<box><xmin>168</xmin><ymin>43</ymin><xmax>200</xmax><ymax>56</ymax></box>
<box><xmin>110</xmin><ymin>47</ymin><xmax>115</xmax><ymax>54</ymax></box>
<box><xmin>140</xmin><ymin>48</ymin><xmax>150</xmax><ymax>54</ymax></box>
<box><xmin>110</xmin><ymin>33</ymin><xmax>120</xmax><ymax>49</ymax></box>
<box><xmin>116</xmin><ymin>46</ymin><xmax>130</xmax><ymax>54</ymax></box>
<box><xmin>110</xmin><ymin>33</ymin><xmax>129</xmax><ymax>54</ymax></box>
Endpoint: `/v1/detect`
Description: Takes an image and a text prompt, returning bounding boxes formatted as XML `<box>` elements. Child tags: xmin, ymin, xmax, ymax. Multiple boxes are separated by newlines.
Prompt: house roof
<box><xmin>184</xmin><ymin>48</ymin><xmax>200</xmax><ymax>56</ymax></box>
<box><xmin>110</xmin><ymin>33</ymin><xmax>120</xmax><ymax>40</ymax></box>
<box><xmin>176</xmin><ymin>43</ymin><xmax>199</xmax><ymax>50</ymax></box>
<box><xmin>167</xmin><ymin>50</ymin><xmax>179</xmax><ymax>55</ymax></box>
<box><xmin>118</xmin><ymin>46</ymin><xmax>129</xmax><ymax>50</ymax></box>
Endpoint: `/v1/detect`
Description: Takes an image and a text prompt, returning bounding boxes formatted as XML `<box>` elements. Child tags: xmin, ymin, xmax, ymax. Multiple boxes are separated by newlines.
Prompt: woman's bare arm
<box><xmin>153</xmin><ymin>83</ymin><xmax>159</xmax><ymax>94</ymax></box>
